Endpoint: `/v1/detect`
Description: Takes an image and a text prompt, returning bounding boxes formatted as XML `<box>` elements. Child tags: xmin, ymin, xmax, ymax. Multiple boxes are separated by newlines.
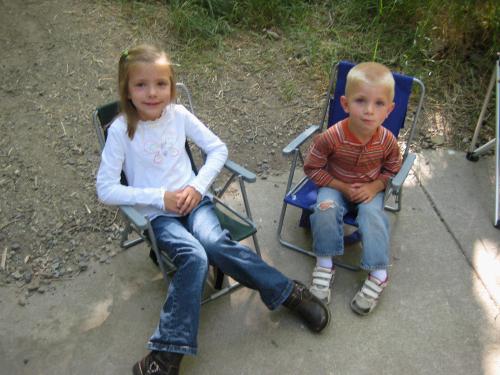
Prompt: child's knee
<box><xmin>182</xmin><ymin>247</ymin><xmax>209</xmax><ymax>270</ymax></box>
<box><xmin>316</xmin><ymin>199</ymin><xmax>336</xmax><ymax>211</ymax></box>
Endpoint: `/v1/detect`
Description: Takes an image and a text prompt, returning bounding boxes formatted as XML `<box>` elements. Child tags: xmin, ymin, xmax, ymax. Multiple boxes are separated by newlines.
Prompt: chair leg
<box><xmin>149</xmin><ymin>249</ymin><xmax>159</xmax><ymax>266</ymax></box>
<box><xmin>214</xmin><ymin>268</ymin><xmax>224</xmax><ymax>290</ymax></box>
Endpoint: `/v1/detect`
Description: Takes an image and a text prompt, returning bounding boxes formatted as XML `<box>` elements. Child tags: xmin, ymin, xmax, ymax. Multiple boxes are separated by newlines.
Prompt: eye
<box><xmin>376</xmin><ymin>100</ymin><xmax>386</xmax><ymax>106</ymax></box>
<box><xmin>158</xmin><ymin>80</ymin><xmax>169</xmax><ymax>87</ymax></box>
<box><xmin>354</xmin><ymin>97</ymin><xmax>365</xmax><ymax>104</ymax></box>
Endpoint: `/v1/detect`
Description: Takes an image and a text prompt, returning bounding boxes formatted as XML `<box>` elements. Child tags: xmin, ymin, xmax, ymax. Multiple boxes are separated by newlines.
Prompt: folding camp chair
<box><xmin>277</xmin><ymin>60</ymin><xmax>425</xmax><ymax>270</ymax></box>
<box><xmin>93</xmin><ymin>82</ymin><xmax>261</xmax><ymax>303</ymax></box>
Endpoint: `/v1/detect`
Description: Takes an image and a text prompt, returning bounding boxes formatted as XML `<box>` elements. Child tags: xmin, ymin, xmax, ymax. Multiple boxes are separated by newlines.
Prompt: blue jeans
<box><xmin>147</xmin><ymin>197</ymin><xmax>293</xmax><ymax>355</ymax></box>
<box><xmin>310</xmin><ymin>187</ymin><xmax>389</xmax><ymax>271</ymax></box>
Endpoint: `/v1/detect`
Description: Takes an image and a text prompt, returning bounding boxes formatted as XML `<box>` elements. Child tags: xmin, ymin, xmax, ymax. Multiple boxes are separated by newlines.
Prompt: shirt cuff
<box><xmin>158</xmin><ymin>188</ymin><xmax>166</xmax><ymax>210</ymax></box>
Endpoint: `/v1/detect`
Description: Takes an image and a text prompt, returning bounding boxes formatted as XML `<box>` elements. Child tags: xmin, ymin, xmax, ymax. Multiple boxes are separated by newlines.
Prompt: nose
<box><xmin>147</xmin><ymin>85</ymin><xmax>156</xmax><ymax>97</ymax></box>
<box><xmin>365</xmin><ymin>101</ymin><xmax>374</xmax><ymax>114</ymax></box>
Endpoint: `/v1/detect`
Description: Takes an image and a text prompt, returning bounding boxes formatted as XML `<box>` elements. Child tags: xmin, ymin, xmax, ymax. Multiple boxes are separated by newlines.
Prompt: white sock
<box><xmin>316</xmin><ymin>256</ymin><xmax>333</xmax><ymax>270</ymax></box>
<box><xmin>370</xmin><ymin>269</ymin><xmax>388</xmax><ymax>282</ymax></box>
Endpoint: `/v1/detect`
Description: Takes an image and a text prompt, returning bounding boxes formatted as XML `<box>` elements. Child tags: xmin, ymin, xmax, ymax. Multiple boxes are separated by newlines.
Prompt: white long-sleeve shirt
<box><xmin>96</xmin><ymin>103</ymin><xmax>228</xmax><ymax>219</ymax></box>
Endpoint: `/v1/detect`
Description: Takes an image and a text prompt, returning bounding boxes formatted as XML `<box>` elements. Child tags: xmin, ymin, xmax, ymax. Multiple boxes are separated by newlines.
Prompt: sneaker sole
<box><xmin>350</xmin><ymin>299</ymin><xmax>371</xmax><ymax>316</ymax></box>
<box><xmin>132</xmin><ymin>363</ymin><xmax>143</xmax><ymax>375</ymax></box>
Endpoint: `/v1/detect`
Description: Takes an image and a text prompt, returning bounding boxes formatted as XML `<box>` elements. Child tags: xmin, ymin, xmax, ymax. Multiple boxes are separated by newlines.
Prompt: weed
<box><xmin>115</xmin><ymin>0</ymin><xmax>500</xmax><ymax>149</ymax></box>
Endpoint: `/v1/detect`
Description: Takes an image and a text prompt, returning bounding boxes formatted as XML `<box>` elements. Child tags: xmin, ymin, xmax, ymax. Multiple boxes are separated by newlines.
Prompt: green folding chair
<box><xmin>93</xmin><ymin>83</ymin><xmax>261</xmax><ymax>303</ymax></box>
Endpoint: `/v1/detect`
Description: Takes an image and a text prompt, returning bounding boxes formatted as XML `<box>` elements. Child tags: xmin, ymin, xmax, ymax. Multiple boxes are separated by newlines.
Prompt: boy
<box><xmin>303</xmin><ymin>62</ymin><xmax>401</xmax><ymax>315</ymax></box>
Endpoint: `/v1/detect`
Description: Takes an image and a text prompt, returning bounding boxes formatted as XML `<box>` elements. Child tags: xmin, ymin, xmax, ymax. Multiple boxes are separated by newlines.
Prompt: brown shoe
<box><xmin>132</xmin><ymin>351</ymin><xmax>183</xmax><ymax>375</ymax></box>
<box><xmin>283</xmin><ymin>280</ymin><xmax>330</xmax><ymax>333</ymax></box>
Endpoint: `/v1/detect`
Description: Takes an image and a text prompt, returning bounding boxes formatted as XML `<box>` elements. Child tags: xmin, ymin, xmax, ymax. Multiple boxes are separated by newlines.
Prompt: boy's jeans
<box><xmin>147</xmin><ymin>197</ymin><xmax>293</xmax><ymax>355</ymax></box>
<box><xmin>310</xmin><ymin>187</ymin><xmax>389</xmax><ymax>271</ymax></box>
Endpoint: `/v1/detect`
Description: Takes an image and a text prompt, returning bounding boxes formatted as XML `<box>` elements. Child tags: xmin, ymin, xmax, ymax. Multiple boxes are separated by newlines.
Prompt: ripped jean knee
<box><xmin>317</xmin><ymin>199</ymin><xmax>336</xmax><ymax>211</ymax></box>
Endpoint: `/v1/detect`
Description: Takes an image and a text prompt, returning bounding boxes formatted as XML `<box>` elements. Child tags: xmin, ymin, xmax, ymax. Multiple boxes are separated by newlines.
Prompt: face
<box><xmin>340</xmin><ymin>82</ymin><xmax>394</xmax><ymax>135</ymax></box>
<box><xmin>127</xmin><ymin>58</ymin><xmax>173</xmax><ymax>121</ymax></box>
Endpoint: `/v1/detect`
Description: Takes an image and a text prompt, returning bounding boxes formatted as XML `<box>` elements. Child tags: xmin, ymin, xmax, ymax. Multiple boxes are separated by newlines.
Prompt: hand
<box><xmin>347</xmin><ymin>181</ymin><xmax>383</xmax><ymax>203</ymax></box>
<box><xmin>163</xmin><ymin>191</ymin><xmax>180</xmax><ymax>213</ymax></box>
<box><xmin>176</xmin><ymin>186</ymin><xmax>202</xmax><ymax>216</ymax></box>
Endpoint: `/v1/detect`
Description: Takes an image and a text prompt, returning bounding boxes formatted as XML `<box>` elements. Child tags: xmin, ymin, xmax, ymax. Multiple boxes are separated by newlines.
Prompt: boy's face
<box><xmin>127</xmin><ymin>57</ymin><xmax>173</xmax><ymax>121</ymax></box>
<box><xmin>340</xmin><ymin>82</ymin><xmax>394</xmax><ymax>135</ymax></box>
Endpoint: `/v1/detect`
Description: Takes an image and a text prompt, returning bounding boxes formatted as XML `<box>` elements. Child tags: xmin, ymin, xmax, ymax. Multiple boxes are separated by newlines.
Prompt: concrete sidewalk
<box><xmin>1</xmin><ymin>149</ymin><xmax>499</xmax><ymax>375</ymax></box>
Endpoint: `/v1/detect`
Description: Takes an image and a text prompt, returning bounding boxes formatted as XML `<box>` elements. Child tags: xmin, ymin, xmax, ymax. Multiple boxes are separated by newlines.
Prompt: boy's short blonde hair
<box><xmin>345</xmin><ymin>62</ymin><xmax>395</xmax><ymax>102</ymax></box>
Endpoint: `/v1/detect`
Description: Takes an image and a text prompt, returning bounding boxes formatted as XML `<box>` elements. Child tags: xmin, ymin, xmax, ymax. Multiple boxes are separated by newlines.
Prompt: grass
<box><xmin>116</xmin><ymin>0</ymin><xmax>500</xmax><ymax>149</ymax></box>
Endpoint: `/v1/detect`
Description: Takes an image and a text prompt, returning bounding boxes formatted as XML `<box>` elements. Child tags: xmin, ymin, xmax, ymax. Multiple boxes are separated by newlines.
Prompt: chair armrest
<box><xmin>282</xmin><ymin>125</ymin><xmax>320</xmax><ymax>155</ymax></box>
<box><xmin>120</xmin><ymin>205</ymin><xmax>149</xmax><ymax>230</ymax></box>
<box><xmin>224</xmin><ymin>159</ymin><xmax>256</xmax><ymax>183</ymax></box>
<box><xmin>390</xmin><ymin>153</ymin><xmax>416</xmax><ymax>192</ymax></box>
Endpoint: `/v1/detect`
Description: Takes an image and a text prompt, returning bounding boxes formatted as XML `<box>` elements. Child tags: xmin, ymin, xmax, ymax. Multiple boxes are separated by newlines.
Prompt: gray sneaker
<box><xmin>309</xmin><ymin>266</ymin><xmax>335</xmax><ymax>304</ymax></box>
<box><xmin>350</xmin><ymin>275</ymin><xmax>388</xmax><ymax>315</ymax></box>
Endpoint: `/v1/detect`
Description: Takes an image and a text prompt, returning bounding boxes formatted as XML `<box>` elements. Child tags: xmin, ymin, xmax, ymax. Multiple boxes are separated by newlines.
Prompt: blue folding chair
<box><xmin>277</xmin><ymin>61</ymin><xmax>425</xmax><ymax>270</ymax></box>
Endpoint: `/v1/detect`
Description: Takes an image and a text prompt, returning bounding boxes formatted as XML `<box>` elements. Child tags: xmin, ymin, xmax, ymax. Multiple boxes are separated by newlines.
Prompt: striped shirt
<box><xmin>304</xmin><ymin>119</ymin><xmax>402</xmax><ymax>188</ymax></box>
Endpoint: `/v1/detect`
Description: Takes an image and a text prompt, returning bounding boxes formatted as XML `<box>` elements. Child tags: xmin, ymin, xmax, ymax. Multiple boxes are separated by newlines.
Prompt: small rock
<box><xmin>18</xmin><ymin>296</ymin><xmax>26</xmax><ymax>306</ymax></box>
<box><xmin>23</xmin><ymin>269</ymin><xmax>33</xmax><ymax>284</ymax></box>
<box><xmin>430</xmin><ymin>135</ymin><xmax>445</xmax><ymax>146</ymax></box>
<box><xmin>27</xmin><ymin>280</ymin><xmax>40</xmax><ymax>292</ymax></box>
<box><xmin>264</xmin><ymin>29</ymin><xmax>280</xmax><ymax>40</ymax></box>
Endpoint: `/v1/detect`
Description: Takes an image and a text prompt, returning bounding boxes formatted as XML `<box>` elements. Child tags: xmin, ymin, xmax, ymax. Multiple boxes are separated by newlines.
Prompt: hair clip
<box><xmin>121</xmin><ymin>49</ymin><xmax>129</xmax><ymax>59</ymax></box>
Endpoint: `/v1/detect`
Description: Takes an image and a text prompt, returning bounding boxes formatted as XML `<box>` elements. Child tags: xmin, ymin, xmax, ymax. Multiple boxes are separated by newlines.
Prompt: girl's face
<box><xmin>127</xmin><ymin>58</ymin><xmax>173</xmax><ymax>121</ymax></box>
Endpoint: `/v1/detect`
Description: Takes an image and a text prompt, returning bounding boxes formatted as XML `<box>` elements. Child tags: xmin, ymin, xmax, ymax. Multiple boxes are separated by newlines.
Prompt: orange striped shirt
<box><xmin>304</xmin><ymin>119</ymin><xmax>401</xmax><ymax>188</ymax></box>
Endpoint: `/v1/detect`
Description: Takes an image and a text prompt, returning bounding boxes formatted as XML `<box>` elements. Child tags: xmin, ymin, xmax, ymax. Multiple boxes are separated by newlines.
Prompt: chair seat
<box><xmin>214</xmin><ymin>205</ymin><xmax>257</xmax><ymax>242</ymax></box>
<box><xmin>284</xmin><ymin>178</ymin><xmax>358</xmax><ymax>227</ymax></box>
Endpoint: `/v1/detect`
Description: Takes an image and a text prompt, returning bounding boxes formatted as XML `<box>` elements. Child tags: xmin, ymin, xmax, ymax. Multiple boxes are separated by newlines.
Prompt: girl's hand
<box><xmin>163</xmin><ymin>191</ymin><xmax>180</xmax><ymax>213</ymax></box>
<box><xmin>176</xmin><ymin>186</ymin><xmax>202</xmax><ymax>216</ymax></box>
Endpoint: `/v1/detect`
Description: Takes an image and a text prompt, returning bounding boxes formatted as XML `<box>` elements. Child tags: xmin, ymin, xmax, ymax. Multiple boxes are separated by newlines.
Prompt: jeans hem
<box><xmin>266</xmin><ymin>279</ymin><xmax>294</xmax><ymax>310</ymax></box>
<box><xmin>359</xmin><ymin>264</ymin><xmax>388</xmax><ymax>271</ymax></box>
<box><xmin>147</xmin><ymin>342</ymin><xmax>197</xmax><ymax>356</ymax></box>
<box><xmin>313</xmin><ymin>249</ymin><xmax>344</xmax><ymax>257</ymax></box>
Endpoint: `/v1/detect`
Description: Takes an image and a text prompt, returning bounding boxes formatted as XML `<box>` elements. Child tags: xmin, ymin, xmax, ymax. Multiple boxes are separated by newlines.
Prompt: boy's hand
<box><xmin>163</xmin><ymin>191</ymin><xmax>180</xmax><ymax>213</ymax></box>
<box><xmin>176</xmin><ymin>186</ymin><xmax>202</xmax><ymax>216</ymax></box>
<box><xmin>348</xmin><ymin>181</ymin><xmax>384</xmax><ymax>203</ymax></box>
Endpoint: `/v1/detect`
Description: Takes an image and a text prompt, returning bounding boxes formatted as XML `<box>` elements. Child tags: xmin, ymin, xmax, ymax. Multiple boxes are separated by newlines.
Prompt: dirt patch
<box><xmin>0</xmin><ymin>0</ymin><xmax>478</xmax><ymax>300</ymax></box>
<box><xmin>0</xmin><ymin>0</ymin><xmax>133</xmax><ymax>297</ymax></box>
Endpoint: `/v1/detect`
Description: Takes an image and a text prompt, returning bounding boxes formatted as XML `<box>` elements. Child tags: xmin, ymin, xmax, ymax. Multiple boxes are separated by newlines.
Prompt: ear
<box><xmin>340</xmin><ymin>96</ymin><xmax>349</xmax><ymax>113</ymax></box>
<box><xmin>385</xmin><ymin>102</ymin><xmax>395</xmax><ymax>118</ymax></box>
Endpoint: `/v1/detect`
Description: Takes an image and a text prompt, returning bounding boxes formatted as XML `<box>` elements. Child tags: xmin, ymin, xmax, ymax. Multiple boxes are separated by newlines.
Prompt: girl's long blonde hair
<box><xmin>118</xmin><ymin>44</ymin><xmax>176</xmax><ymax>139</ymax></box>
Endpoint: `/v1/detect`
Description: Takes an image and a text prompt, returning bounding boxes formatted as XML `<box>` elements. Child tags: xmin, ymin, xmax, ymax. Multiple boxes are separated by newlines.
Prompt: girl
<box><xmin>96</xmin><ymin>44</ymin><xmax>330</xmax><ymax>375</ymax></box>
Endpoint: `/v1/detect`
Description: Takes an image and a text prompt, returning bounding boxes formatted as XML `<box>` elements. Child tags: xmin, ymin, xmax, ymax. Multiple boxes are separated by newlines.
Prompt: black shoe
<box><xmin>132</xmin><ymin>351</ymin><xmax>183</xmax><ymax>375</ymax></box>
<box><xmin>283</xmin><ymin>280</ymin><xmax>330</xmax><ymax>333</ymax></box>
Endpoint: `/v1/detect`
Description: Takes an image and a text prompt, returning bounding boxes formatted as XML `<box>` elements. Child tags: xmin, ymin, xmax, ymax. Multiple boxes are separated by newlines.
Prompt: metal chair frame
<box><xmin>466</xmin><ymin>53</ymin><xmax>500</xmax><ymax>229</ymax></box>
